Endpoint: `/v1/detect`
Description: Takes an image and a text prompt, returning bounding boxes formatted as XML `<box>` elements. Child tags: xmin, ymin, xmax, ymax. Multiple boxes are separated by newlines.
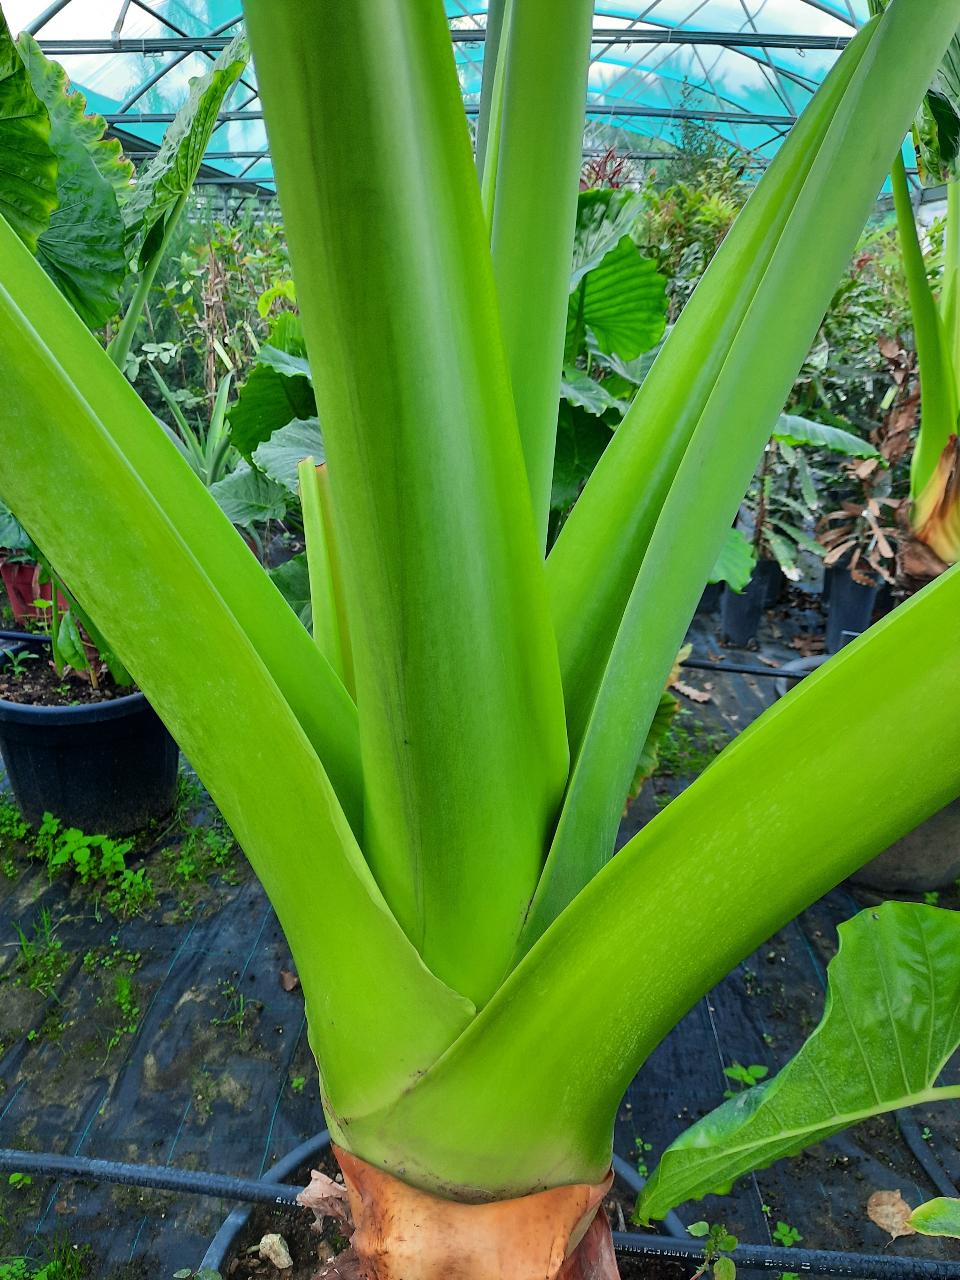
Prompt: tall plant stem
<box><xmin>891</xmin><ymin>153</ymin><xmax>957</xmax><ymax>500</ymax></box>
<box><xmin>108</xmin><ymin>192</ymin><xmax>188</xmax><ymax>373</ymax></box>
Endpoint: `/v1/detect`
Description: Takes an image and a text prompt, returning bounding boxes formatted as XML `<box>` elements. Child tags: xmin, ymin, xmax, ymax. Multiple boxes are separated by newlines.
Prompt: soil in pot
<box><xmin>0</xmin><ymin>655</ymin><xmax>132</xmax><ymax>706</ymax></box>
<box><xmin>220</xmin><ymin>1153</ymin><xmax>687</xmax><ymax>1280</ymax></box>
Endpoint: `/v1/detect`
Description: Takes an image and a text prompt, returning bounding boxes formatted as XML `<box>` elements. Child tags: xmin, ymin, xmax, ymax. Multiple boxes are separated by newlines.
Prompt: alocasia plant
<box><xmin>0</xmin><ymin>2</ymin><xmax>959</xmax><ymax>1276</ymax></box>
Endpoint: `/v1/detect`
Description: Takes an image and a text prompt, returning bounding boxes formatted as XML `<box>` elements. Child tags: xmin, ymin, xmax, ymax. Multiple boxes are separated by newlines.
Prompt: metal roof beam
<box><xmin>106</xmin><ymin>104</ymin><xmax>796</xmax><ymax>126</ymax></box>
<box><xmin>37</xmin><ymin>30</ymin><xmax>852</xmax><ymax>56</ymax></box>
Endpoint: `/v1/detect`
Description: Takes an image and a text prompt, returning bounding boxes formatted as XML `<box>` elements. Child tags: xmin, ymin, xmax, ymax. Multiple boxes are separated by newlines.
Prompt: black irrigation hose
<box><xmin>4</xmin><ymin>1147</ymin><xmax>960</xmax><ymax>1278</ymax></box>
<box><xmin>612</xmin><ymin>1232</ymin><xmax>960</xmax><ymax>1279</ymax></box>
<box><xmin>681</xmin><ymin>656</ymin><xmax>786</xmax><ymax>679</ymax></box>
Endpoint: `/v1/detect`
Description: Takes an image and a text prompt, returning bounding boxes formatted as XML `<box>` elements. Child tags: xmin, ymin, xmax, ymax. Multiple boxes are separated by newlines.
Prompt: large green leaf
<box><xmin>559</xmin><ymin>367</ymin><xmax>628</xmax><ymax>418</ymax></box>
<box><xmin>571</xmin><ymin>234</ymin><xmax>668</xmax><ymax>363</ymax></box>
<box><xmin>121</xmin><ymin>34</ymin><xmax>248</xmax><ymax>265</ymax></box>
<box><xmin>773</xmin><ymin>412</ymin><xmax>880</xmax><ymax>458</ymax></box>
<box><xmin>911</xmin><ymin>1200</ymin><xmax>960</xmax><ymax>1239</ymax></box>
<box><xmin>637</xmin><ymin>903</ymin><xmax>960</xmax><ymax>1221</ymax></box>
<box><xmin>252</xmin><ymin>417</ymin><xmax>324</xmax><ymax>494</ymax></box>
<box><xmin>16</xmin><ymin>33</ymin><xmax>130</xmax><ymax>327</ymax></box>
<box><xmin>269</xmin><ymin>552</ymin><xmax>312</xmax><ymax>631</ymax></box>
<box><xmin>708</xmin><ymin>527</ymin><xmax>756</xmax><ymax>591</ymax></box>
<box><xmin>229</xmin><ymin>345</ymin><xmax>317</xmax><ymax>459</ymax></box>
<box><xmin>551</xmin><ymin>401</ymin><xmax>612</xmax><ymax>513</ymax></box>
<box><xmin>569</xmin><ymin>188</ymin><xmax>646</xmax><ymax>291</ymax></box>
<box><xmin>0</xmin><ymin>9</ymin><xmax>56</xmax><ymax>252</ymax></box>
<box><xmin>249</xmin><ymin>0</ymin><xmax>569</xmax><ymax>1007</ymax></box>
<box><xmin>0</xmin><ymin>495</ymin><xmax>28</xmax><ymax>549</ymax></box>
<box><xmin>209</xmin><ymin>460</ymin><xmax>288</xmax><ymax>527</ymax></box>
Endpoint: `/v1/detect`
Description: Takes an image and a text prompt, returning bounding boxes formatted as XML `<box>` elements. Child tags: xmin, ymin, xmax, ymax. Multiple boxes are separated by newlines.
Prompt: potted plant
<box><xmin>1</xmin><ymin>2</ymin><xmax>959</xmax><ymax>1276</ymax></box>
<box><xmin>720</xmin><ymin>416</ymin><xmax>878</xmax><ymax>646</ymax></box>
<box><xmin>0</xmin><ymin>554</ymin><xmax>178</xmax><ymax>832</ymax></box>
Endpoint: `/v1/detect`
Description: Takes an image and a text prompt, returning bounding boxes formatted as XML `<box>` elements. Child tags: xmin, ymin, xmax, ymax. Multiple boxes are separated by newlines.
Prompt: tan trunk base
<box><xmin>298</xmin><ymin>1144</ymin><xmax>620</xmax><ymax>1279</ymax></box>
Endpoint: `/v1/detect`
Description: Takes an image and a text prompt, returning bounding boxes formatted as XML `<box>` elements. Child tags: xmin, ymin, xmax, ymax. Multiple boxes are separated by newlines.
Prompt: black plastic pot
<box><xmin>696</xmin><ymin>581</ymin><xmax>723</xmax><ymax>615</ymax></box>
<box><xmin>0</xmin><ymin>638</ymin><xmax>178</xmax><ymax>833</ymax></box>
<box><xmin>720</xmin><ymin>570</ymin><xmax>765</xmax><ymax>647</ymax></box>
<box><xmin>755</xmin><ymin>557</ymin><xmax>785</xmax><ymax>608</ymax></box>
<box><xmin>825</xmin><ymin>566</ymin><xmax>879</xmax><ymax>654</ymax></box>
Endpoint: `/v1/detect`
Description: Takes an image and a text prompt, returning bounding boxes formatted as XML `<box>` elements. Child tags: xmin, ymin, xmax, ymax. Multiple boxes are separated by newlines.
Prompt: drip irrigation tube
<box><xmin>3</xmin><ymin>1147</ymin><xmax>960</xmax><ymax>1277</ymax></box>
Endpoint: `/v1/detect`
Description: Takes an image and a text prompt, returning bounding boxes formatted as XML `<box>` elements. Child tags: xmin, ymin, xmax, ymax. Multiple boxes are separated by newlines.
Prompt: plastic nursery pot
<box><xmin>0</xmin><ymin>638</ymin><xmax>178</xmax><ymax>834</ymax></box>
<box><xmin>200</xmin><ymin>1132</ymin><xmax>677</xmax><ymax>1276</ymax></box>
<box><xmin>775</xmin><ymin>658</ymin><xmax>960</xmax><ymax>892</ymax></box>
<box><xmin>696</xmin><ymin>581</ymin><xmax>723</xmax><ymax>615</ymax></box>
<box><xmin>825</xmin><ymin>566</ymin><xmax>879</xmax><ymax>654</ymax></box>
<box><xmin>720</xmin><ymin>570</ymin><xmax>766</xmax><ymax>647</ymax></box>
<box><xmin>755</xmin><ymin>557</ymin><xmax>785</xmax><ymax>608</ymax></box>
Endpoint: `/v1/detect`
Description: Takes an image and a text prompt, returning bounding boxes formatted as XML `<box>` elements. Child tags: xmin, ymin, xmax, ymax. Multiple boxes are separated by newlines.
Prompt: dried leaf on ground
<box><xmin>867</xmin><ymin>1189</ymin><xmax>917</xmax><ymax>1240</ymax></box>
<box><xmin>279</xmin><ymin>969</ymin><xmax>300</xmax><ymax>992</ymax></box>
<box><xmin>674</xmin><ymin>680</ymin><xmax>712</xmax><ymax>704</ymax></box>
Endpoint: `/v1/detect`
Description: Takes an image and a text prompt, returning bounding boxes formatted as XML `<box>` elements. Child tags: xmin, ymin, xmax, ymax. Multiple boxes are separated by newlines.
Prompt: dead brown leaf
<box><xmin>280</xmin><ymin>969</ymin><xmax>300</xmax><ymax>992</ymax></box>
<box><xmin>867</xmin><ymin>1189</ymin><xmax>917</xmax><ymax>1241</ymax></box>
<box><xmin>674</xmin><ymin>680</ymin><xmax>712</xmax><ymax>704</ymax></box>
<box><xmin>755</xmin><ymin>654</ymin><xmax>781</xmax><ymax>668</ymax></box>
<box><xmin>789</xmin><ymin>633</ymin><xmax>825</xmax><ymax>657</ymax></box>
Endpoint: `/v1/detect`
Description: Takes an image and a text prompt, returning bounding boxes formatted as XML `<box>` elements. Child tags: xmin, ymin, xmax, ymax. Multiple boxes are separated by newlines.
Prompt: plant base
<box><xmin>299</xmin><ymin>1145</ymin><xmax>618</xmax><ymax>1280</ymax></box>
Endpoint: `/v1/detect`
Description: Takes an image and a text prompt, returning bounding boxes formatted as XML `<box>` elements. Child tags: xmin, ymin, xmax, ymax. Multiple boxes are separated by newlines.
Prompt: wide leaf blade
<box><xmin>0</xmin><ymin>9</ymin><xmax>56</xmax><ymax>251</ymax></box>
<box><xmin>17</xmin><ymin>32</ymin><xmax>130</xmax><ymax>326</ymax></box>
<box><xmin>252</xmin><ymin>417</ymin><xmax>324</xmax><ymax>493</ymax></box>
<box><xmin>637</xmin><ymin>903</ymin><xmax>960</xmax><ymax>1221</ymax></box>
<box><xmin>121</xmin><ymin>34</ymin><xmax>248</xmax><ymax>265</ymax></box>
<box><xmin>773</xmin><ymin>413</ymin><xmax>880</xmax><ymax>458</ymax></box>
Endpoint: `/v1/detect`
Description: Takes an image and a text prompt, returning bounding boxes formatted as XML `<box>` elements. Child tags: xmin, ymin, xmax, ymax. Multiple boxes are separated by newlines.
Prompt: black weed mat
<box><xmin>0</xmin><ymin>596</ymin><xmax>956</xmax><ymax>1277</ymax></box>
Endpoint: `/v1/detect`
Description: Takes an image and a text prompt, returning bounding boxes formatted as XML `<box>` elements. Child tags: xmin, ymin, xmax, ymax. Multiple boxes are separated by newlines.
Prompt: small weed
<box><xmin>657</xmin><ymin>711</ymin><xmax>731</xmax><ymax>778</ymax></box>
<box><xmin>634</xmin><ymin>1136</ymin><xmax>653</xmax><ymax>1177</ymax></box>
<box><xmin>722</xmin><ymin>1062</ymin><xmax>768</xmax><ymax>1097</ymax></box>
<box><xmin>0</xmin><ymin>798</ymin><xmax>28</xmax><ymax>847</ymax></box>
<box><xmin>6</xmin><ymin>1174</ymin><xmax>32</xmax><ymax>1190</ymax></box>
<box><xmin>0</xmin><ymin>1240</ymin><xmax>91</xmax><ymax>1279</ymax></box>
<box><xmin>685</xmin><ymin>1221</ymin><xmax>738</xmax><ymax>1280</ymax></box>
<box><xmin>211</xmin><ymin>980</ymin><xmax>259</xmax><ymax>1040</ymax></box>
<box><xmin>924</xmin><ymin>891</ymin><xmax>940</xmax><ymax>906</ymax></box>
<box><xmin>104</xmin><ymin>973</ymin><xmax>140</xmax><ymax>1055</ymax></box>
<box><xmin>168</xmin><ymin>824</ymin><xmax>238</xmax><ymax>889</ymax></box>
<box><xmin>172</xmin><ymin>1268</ymin><xmax>222</xmax><ymax>1279</ymax></box>
<box><xmin>290</xmin><ymin>1075</ymin><xmax>306</xmax><ymax>1094</ymax></box>
<box><xmin>922</xmin><ymin>1125</ymin><xmax>933</xmax><ymax>1141</ymax></box>
<box><xmin>14</xmin><ymin>909</ymin><xmax>67</xmax><ymax>997</ymax></box>
<box><xmin>772</xmin><ymin>1221</ymin><xmax>802</xmax><ymax>1248</ymax></box>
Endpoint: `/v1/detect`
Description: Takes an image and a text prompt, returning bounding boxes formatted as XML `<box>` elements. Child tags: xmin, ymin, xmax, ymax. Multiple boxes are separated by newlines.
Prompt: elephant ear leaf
<box><xmin>637</xmin><ymin>903</ymin><xmax>960</xmax><ymax>1223</ymax></box>
<box><xmin>0</xmin><ymin>11</ymin><xmax>57</xmax><ymax>252</ymax></box>
<box><xmin>16</xmin><ymin>33</ymin><xmax>132</xmax><ymax>327</ymax></box>
<box><xmin>567</xmin><ymin>189</ymin><xmax>667</xmax><ymax>362</ymax></box>
<box><xmin>122</xmin><ymin>33</ymin><xmax>249</xmax><ymax>266</ymax></box>
<box><xmin>910</xmin><ymin>1199</ymin><xmax>960</xmax><ymax>1240</ymax></box>
<box><xmin>708</xmin><ymin>527</ymin><xmax>756</xmax><ymax>592</ymax></box>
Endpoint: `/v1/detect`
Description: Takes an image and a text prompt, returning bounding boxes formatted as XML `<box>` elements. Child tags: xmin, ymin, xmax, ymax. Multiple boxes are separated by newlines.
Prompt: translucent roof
<box><xmin>6</xmin><ymin>1</ymin><xmax>872</xmax><ymax>194</ymax></box>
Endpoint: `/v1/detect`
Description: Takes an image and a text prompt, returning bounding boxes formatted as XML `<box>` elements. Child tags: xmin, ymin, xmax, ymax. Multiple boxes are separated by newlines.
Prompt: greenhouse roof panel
<box><xmin>3</xmin><ymin>0</ymin><xmax>886</xmax><ymax>194</ymax></box>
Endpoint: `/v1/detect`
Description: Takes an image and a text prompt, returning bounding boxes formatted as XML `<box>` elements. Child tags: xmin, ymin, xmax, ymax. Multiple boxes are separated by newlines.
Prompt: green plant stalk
<box><xmin>478</xmin><ymin>0</ymin><xmax>513</xmax><ymax>230</ymax></box>
<box><xmin>547</xmin><ymin>21</ymin><xmax>877</xmax><ymax>750</ymax></box>
<box><xmin>246</xmin><ymin>0</ymin><xmax>569</xmax><ymax>1006</ymax></box>
<box><xmin>474</xmin><ymin>0</ymin><xmax>506</xmax><ymax>186</ymax></box>
<box><xmin>315</xmin><ymin>462</ymin><xmax>354</xmax><ymax>698</ymax></box>
<box><xmin>48</xmin><ymin>567</ymin><xmax>62</xmax><ymax>675</ymax></box>
<box><xmin>339</xmin><ymin>565</ymin><xmax>960</xmax><ymax>1197</ymax></box>
<box><xmin>0</xmin><ymin>214</ymin><xmax>362</xmax><ymax>823</ymax></box>
<box><xmin>527</xmin><ymin>0</ymin><xmax>955</xmax><ymax>940</ymax></box>
<box><xmin>891</xmin><ymin>152</ymin><xmax>958</xmax><ymax>500</ymax></box>
<box><xmin>108</xmin><ymin>191</ymin><xmax>188</xmax><ymax>373</ymax></box>
<box><xmin>941</xmin><ymin>181</ymin><xmax>960</xmax><ymax>367</ymax></box>
<box><xmin>299</xmin><ymin>457</ymin><xmax>345</xmax><ymax>687</ymax></box>
<box><xmin>489</xmin><ymin>0</ymin><xmax>594</xmax><ymax>539</ymax></box>
<box><xmin>0</xmin><ymin>233</ymin><xmax>474</xmax><ymax>1121</ymax></box>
